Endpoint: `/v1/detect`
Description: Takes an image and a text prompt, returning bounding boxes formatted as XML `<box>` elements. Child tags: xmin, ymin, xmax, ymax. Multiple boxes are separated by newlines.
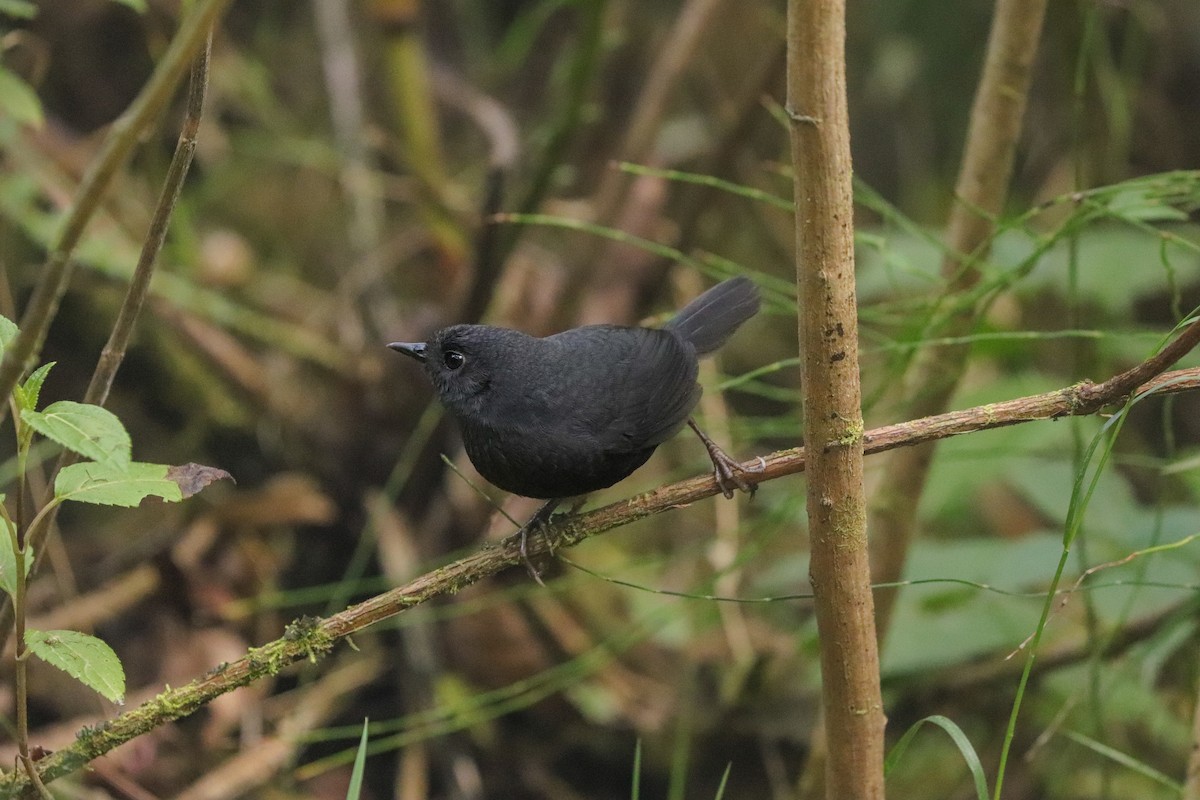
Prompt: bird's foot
<box><xmin>516</xmin><ymin>499</ymin><xmax>564</xmax><ymax>585</ymax></box>
<box><xmin>517</xmin><ymin>524</ymin><xmax>545</xmax><ymax>586</ymax></box>
<box><xmin>688</xmin><ymin>419</ymin><xmax>763</xmax><ymax>499</ymax></box>
<box><xmin>709</xmin><ymin>448</ymin><xmax>765</xmax><ymax>499</ymax></box>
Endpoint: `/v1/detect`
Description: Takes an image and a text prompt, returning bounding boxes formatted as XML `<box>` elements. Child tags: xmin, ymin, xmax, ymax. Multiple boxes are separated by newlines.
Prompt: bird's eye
<box><xmin>442</xmin><ymin>349</ymin><xmax>465</xmax><ymax>370</ymax></box>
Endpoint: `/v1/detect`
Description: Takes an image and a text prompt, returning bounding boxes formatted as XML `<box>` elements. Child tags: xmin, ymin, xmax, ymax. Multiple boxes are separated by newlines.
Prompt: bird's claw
<box><xmin>516</xmin><ymin>499</ymin><xmax>566</xmax><ymax>586</ymax></box>
<box><xmin>688</xmin><ymin>418</ymin><xmax>762</xmax><ymax>500</ymax></box>
<box><xmin>517</xmin><ymin>525</ymin><xmax>546</xmax><ymax>586</ymax></box>
<box><xmin>710</xmin><ymin>450</ymin><xmax>763</xmax><ymax>499</ymax></box>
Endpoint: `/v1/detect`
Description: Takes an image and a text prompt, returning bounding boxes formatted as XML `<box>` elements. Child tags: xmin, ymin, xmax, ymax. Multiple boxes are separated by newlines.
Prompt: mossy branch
<box><xmin>4</xmin><ymin>317</ymin><xmax>1198</xmax><ymax>798</ymax></box>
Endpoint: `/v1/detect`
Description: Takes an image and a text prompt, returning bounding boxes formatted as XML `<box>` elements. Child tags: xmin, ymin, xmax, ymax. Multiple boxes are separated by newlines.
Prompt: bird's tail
<box><xmin>665</xmin><ymin>276</ymin><xmax>761</xmax><ymax>355</ymax></box>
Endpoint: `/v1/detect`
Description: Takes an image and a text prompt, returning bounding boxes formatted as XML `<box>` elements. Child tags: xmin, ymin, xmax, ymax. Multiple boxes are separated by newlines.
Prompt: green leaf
<box><xmin>23</xmin><ymin>401</ymin><xmax>132</xmax><ymax>466</ymax></box>
<box><xmin>25</xmin><ymin>629</ymin><xmax>125</xmax><ymax>703</ymax></box>
<box><xmin>0</xmin><ymin>530</ymin><xmax>31</xmax><ymax>602</ymax></box>
<box><xmin>885</xmin><ymin>715</ymin><xmax>989</xmax><ymax>800</ymax></box>
<box><xmin>14</xmin><ymin>361</ymin><xmax>54</xmax><ymax>413</ymax></box>
<box><xmin>346</xmin><ymin>719</ymin><xmax>370</xmax><ymax>800</ymax></box>
<box><xmin>108</xmin><ymin>0</ymin><xmax>148</xmax><ymax>12</ymax></box>
<box><xmin>1061</xmin><ymin>729</ymin><xmax>1183</xmax><ymax>793</ymax></box>
<box><xmin>0</xmin><ymin>314</ymin><xmax>17</xmax><ymax>357</ymax></box>
<box><xmin>0</xmin><ymin>67</ymin><xmax>43</xmax><ymax>128</ymax></box>
<box><xmin>1108</xmin><ymin>185</ymin><xmax>1190</xmax><ymax>223</ymax></box>
<box><xmin>0</xmin><ymin>0</ymin><xmax>38</xmax><ymax>18</ymax></box>
<box><xmin>55</xmin><ymin>461</ymin><xmax>182</xmax><ymax>507</ymax></box>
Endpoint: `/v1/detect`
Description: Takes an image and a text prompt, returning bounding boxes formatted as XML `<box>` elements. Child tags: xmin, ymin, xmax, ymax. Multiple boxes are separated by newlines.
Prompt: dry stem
<box><xmin>869</xmin><ymin>0</ymin><xmax>1051</xmax><ymax>636</ymax></box>
<box><xmin>787</xmin><ymin>0</ymin><xmax>885</xmax><ymax>795</ymax></box>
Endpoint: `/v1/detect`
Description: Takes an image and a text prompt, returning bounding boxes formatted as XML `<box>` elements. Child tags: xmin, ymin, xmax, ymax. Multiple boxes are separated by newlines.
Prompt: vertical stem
<box><xmin>373</xmin><ymin>0</ymin><xmax>469</xmax><ymax>267</ymax></box>
<box><xmin>7</xmin><ymin>502</ymin><xmax>48</xmax><ymax>797</ymax></box>
<box><xmin>15</xmin><ymin>432</ymin><xmax>26</xmax><ymax>544</ymax></box>
<box><xmin>12</xmin><ymin>522</ymin><xmax>28</xmax><ymax>756</ymax></box>
<box><xmin>786</xmin><ymin>1</ymin><xmax>885</xmax><ymax>798</ymax></box>
<box><xmin>1185</xmin><ymin>663</ymin><xmax>1200</xmax><ymax>800</ymax></box>
<box><xmin>869</xmin><ymin>0</ymin><xmax>1050</xmax><ymax>637</ymax></box>
<box><xmin>85</xmin><ymin>37</ymin><xmax>211</xmax><ymax>407</ymax></box>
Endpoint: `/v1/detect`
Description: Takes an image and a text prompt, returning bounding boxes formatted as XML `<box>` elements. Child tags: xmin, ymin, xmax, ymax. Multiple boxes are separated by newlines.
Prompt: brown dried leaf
<box><xmin>166</xmin><ymin>463</ymin><xmax>235</xmax><ymax>499</ymax></box>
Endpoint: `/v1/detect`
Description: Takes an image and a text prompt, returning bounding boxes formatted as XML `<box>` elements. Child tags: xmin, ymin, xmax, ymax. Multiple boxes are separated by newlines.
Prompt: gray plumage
<box><xmin>389</xmin><ymin>276</ymin><xmax>760</xmax><ymax>500</ymax></box>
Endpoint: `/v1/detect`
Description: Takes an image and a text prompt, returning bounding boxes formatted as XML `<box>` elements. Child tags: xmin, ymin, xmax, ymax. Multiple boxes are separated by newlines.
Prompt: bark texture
<box><xmin>786</xmin><ymin>0</ymin><xmax>886</xmax><ymax>796</ymax></box>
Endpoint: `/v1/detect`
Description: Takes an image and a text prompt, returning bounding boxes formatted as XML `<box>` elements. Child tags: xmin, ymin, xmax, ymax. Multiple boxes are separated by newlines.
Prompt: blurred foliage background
<box><xmin>1</xmin><ymin>0</ymin><xmax>1199</xmax><ymax>798</ymax></box>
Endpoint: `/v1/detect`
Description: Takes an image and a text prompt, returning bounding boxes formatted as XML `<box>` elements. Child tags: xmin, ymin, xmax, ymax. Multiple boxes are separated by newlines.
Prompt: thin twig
<box><xmin>0</xmin><ymin>30</ymin><xmax>216</xmax><ymax>653</ymax></box>
<box><xmin>0</xmin><ymin>0</ymin><xmax>230</xmax><ymax>421</ymax></box>
<box><xmin>4</xmin><ymin>323</ymin><xmax>1197</xmax><ymax>797</ymax></box>
<box><xmin>86</xmin><ymin>35</ymin><xmax>212</xmax><ymax>408</ymax></box>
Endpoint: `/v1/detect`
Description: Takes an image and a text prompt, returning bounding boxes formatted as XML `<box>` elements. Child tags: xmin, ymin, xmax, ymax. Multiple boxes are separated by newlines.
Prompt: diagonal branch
<box><xmin>4</xmin><ymin>316</ymin><xmax>1198</xmax><ymax>797</ymax></box>
<box><xmin>0</xmin><ymin>0</ymin><xmax>231</xmax><ymax>418</ymax></box>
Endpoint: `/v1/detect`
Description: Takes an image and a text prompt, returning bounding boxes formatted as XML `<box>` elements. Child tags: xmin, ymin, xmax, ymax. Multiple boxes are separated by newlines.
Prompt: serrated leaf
<box><xmin>25</xmin><ymin>629</ymin><xmax>125</xmax><ymax>703</ymax></box>
<box><xmin>23</xmin><ymin>401</ymin><xmax>132</xmax><ymax>466</ymax></box>
<box><xmin>0</xmin><ymin>67</ymin><xmax>44</xmax><ymax>128</ymax></box>
<box><xmin>55</xmin><ymin>461</ymin><xmax>182</xmax><ymax>507</ymax></box>
<box><xmin>14</xmin><ymin>361</ymin><xmax>55</xmax><ymax>413</ymax></box>
<box><xmin>166</xmin><ymin>462</ymin><xmax>234</xmax><ymax>498</ymax></box>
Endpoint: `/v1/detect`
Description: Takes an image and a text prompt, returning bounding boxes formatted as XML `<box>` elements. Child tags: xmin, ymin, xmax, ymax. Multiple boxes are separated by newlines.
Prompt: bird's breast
<box><xmin>457</xmin><ymin>416</ymin><xmax>655</xmax><ymax>500</ymax></box>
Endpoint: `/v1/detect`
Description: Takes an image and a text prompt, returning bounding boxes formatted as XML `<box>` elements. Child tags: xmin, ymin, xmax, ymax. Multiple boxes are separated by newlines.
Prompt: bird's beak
<box><xmin>388</xmin><ymin>342</ymin><xmax>427</xmax><ymax>363</ymax></box>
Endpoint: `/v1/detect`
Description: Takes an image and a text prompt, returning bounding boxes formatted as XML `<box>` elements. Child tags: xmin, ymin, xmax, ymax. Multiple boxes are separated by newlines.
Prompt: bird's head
<box><xmin>389</xmin><ymin>324</ymin><xmax>530</xmax><ymax>413</ymax></box>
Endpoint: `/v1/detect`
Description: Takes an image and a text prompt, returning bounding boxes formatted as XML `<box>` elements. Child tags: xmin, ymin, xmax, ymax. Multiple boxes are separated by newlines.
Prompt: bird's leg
<box><xmin>517</xmin><ymin>498</ymin><xmax>562</xmax><ymax>585</ymax></box>
<box><xmin>688</xmin><ymin>418</ymin><xmax>763</xmax><ymax>499</ymax></box>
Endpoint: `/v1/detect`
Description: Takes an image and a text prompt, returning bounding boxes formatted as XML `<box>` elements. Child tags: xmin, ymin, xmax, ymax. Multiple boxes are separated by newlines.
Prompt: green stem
<box><xmin>3</xmin><ymin>502</ymin><xmax>41</xmax><ymax>795</ymax></box>
<box><xmin>0</xmin><ymin>0</ymin><xmax>232</xmax><ymax>422</ymax></box>
<box><xmin>22</xmin><ymin>499</ymin><xmax>62</xmax><ymax>554</ymax></box>
<box><xmin>8</xmin><ymin>398</ymin><xmax>25</xmax><ymax>547</ymax></box>
<box><xmin>0</xmin><ymin>17</ymin><xmax>222</xmax><ymax>656</ymax></box>
<box><xmin>993</xmin><ymin>405</ymin><xmax>1130</xmax><ymax>799</ymax></box>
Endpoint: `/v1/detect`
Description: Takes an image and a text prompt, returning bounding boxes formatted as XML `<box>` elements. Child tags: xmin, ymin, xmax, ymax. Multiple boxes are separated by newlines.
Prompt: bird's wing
<box><xmin>598</xmin><ymin>328</ymin><xmax>700</xmax><ymax>450</ymax></box>
<box><xmin>522</xmin><ymin>326</ymin><xmax>700</xmax><ymax>453</ymax></box>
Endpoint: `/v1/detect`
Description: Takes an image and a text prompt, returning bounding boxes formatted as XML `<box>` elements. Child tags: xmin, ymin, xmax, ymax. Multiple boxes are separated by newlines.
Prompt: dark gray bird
<box><xmin>389</xmin><ymin>275</ymin><xmax>761</xmax><ymax>579</ymax></box>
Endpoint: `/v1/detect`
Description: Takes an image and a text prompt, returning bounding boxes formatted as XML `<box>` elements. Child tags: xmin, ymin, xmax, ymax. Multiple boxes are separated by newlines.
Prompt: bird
<box><xmin>389</xmin><ymin>275</ymin><xmax>761</xmax><ymax>580</ymax></box>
